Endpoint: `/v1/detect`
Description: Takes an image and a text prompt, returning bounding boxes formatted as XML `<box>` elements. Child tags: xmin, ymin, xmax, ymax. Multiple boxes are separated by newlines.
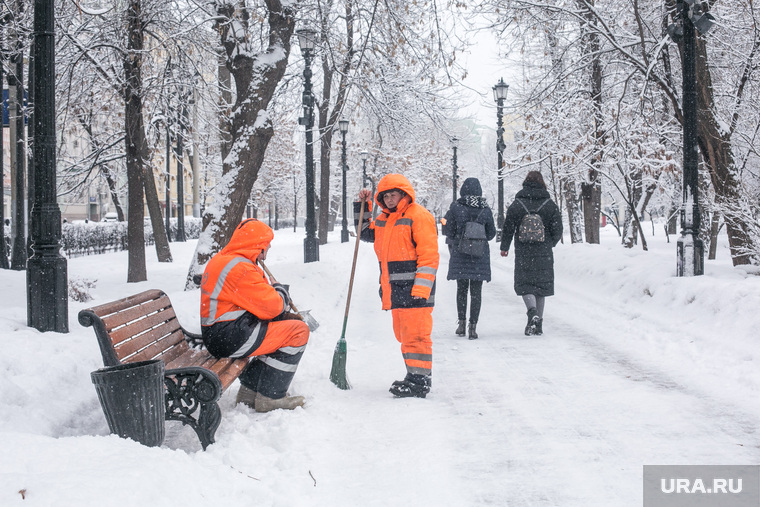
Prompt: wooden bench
<box><xmin>79</xmin><ymin>289</ymin><xmax>249</xmax><ymax>449</ymax></box>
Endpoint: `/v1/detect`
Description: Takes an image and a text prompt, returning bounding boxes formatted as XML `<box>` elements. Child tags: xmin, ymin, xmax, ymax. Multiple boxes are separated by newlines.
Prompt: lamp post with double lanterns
<box><xmin>339</xmin><ymin>119</ymin><xmax>350</xmax><ymax>243</ymax></box>
<box><xmin>668</xmin><ymin>0</ymin><xmax>714</xmax><ymax>276</ymax></box>
<box><xmin>450</xmin><ymin>137</ymin><xmax>459</xmax><ymax>203</ymax></box>
<box><xmin>297</xmin><ymin>28</ymin><xmax>319</xmax><ymax>262</ymax></box>
<box><xmin>493</xmin><ymin>78</ymin><xmax>509</xmax><ymax>231</ymax></box>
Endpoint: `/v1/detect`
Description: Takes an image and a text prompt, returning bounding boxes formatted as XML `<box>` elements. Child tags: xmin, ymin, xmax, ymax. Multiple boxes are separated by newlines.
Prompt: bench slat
<box><xmin>165</xmin><ymin>347</ymin><xmax>209</xmax><ymax>369</ymax></box>
<box><xmin>159</xmin><ymin>340</ymin><xmax>194</xmax><ymax>366</ymax></box>
<box><xmin>101</xmin><ymin>297</ymin><xmax>175</xmax><ymax>333</ymax></box>
<box><xmin>217</xmin><ymin>361</ymin><xmax>248</xmax><ymax>391</ymax></box>
<box><xmin>126</xmin><ymin>330</ymin><xmax>188</xmax><ymax>363</ymax></box>
<box><xmin>84</xmin><ymin>289</ymin><xmax>165</xmax><ymax>321</ymax></box>
<box><xmin>109</xmin><ymin>308</ymin><xmax>180</xmax><ymax>347</ymax></box>
<box><xmin>113</xmin><ymin>321</ymin><xmax>184</xmax><ymax>360</ymax></box>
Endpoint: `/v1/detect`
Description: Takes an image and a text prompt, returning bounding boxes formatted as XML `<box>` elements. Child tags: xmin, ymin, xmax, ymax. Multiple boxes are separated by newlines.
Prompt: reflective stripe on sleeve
<box><xmin>416</xmin><ymin>266</ymin><xmax>437</xmax><ymax>276</ymax></box>
<box><xmin>205</xmin><ymin>257</ymin><xmax>253</xmax><ymax>326</ymax></box>
<box><xmin>414</xmin><ymin>277</ymin><xmax>434</xmax><ymax>288</ymax></box>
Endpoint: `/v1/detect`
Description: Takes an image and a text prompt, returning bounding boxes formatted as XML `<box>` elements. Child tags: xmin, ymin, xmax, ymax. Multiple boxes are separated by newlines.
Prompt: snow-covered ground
<box><xmin>1</xmin><ymin>222</ymin><xmax>758</xmax><ymax>506</ymax></box>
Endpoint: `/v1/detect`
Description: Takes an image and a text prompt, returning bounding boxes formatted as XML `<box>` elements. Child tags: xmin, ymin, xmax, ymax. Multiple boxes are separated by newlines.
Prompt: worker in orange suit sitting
<box><xmin>200</xmin><ymin>219</ymin><xmax>309</xmax><ymax>412</ymax></box>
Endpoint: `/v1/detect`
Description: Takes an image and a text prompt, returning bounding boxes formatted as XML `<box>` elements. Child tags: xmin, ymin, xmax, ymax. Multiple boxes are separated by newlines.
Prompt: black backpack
<box><xmin>517</xmin><ymin>199</ymin><xmax>549</xmax><ymax>243</ymax></box>
<box><xmin>457</xmin><ymin>209</ymin><xmax>488</xmax><ymax>257</ymax></box>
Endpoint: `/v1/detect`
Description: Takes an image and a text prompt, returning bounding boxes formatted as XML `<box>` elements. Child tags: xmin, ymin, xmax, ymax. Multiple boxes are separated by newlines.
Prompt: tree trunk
<box><xmin>143</xmin><ymin>164</ymin><xmax>173</xmax><ymax>261</ymax></box>
<box><xmin>708</xmin><ymin>210</ymin><xmax>720</xmax><ymax>260</ymax></box>
<box><xmin>582</xmin><ymin>177</ymin><xmax>601</xmax><ymax>244</ymax></box>
<box><xmin>579</xmin><ymin>0</ymin><xmax>604</xmax><ymax>244</ymax></box>
<box><xmin>186</xmin><ymin>0</ymin><xmax>296</xmax><ymax>288</ymax></box>
<box><xmin>124</xmin><ymin>0</ymin><xmax>147</xmax><ymax>283</ymax></box>
<box><xmin>317</xmin><ymin>121</ymin><xmax>333</xmax><ymax>245</ymax></box>
<box><xmin>102</xmin><ymin>165</ymin><xmax>125</xmax><ymax>221</ymax></box>
<box><xmin>562</xmin><ymin>177</ymin><xmax>583</xmax><ymax>243</ymax></box>
<box><xmin>316</xmin><ymin>1</ymin><xmax>355</xmax><ymax>245</ymax></box>
<box><xmin>693</xmin><ymin>36</ymin><xmax>755</xmax><ymax>265</ymax></box>
<box><xmin>0</xmin><ymin>43</ymin><xmax>7</xmax><ymax>269</ymax></box>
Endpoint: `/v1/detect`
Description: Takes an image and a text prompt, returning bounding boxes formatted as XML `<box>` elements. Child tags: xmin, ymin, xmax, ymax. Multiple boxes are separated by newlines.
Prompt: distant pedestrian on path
<box><xmin>442</xmin><ymin>177</ymin><xmax>496</xmax><ymax>339</ymax></box>
<box><xmin>355</xmin><ymin>174</ymin><xmax>439</xmax><ymax>398</ymax></box>
<box><xmin>499</xmin><ymin>171</ymin><xmax>563</xmax><ymax>335</ymax></box>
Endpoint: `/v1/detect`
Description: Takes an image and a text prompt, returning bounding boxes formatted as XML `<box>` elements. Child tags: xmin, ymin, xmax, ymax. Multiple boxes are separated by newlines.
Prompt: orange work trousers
<box><xmin>249</xmin><ymin>319</ymin><xmax>309</xmax><ymax>356</ymax></box>
<box><xmin>391</xmin><ymin>307</ymin><xmax>433</xmax><ymax>377</ymax></box>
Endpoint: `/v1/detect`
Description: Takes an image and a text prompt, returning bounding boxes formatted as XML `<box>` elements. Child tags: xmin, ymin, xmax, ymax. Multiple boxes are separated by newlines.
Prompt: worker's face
<box><xmin>258</xmin><ymin>244</ymin><xmax>270</xmax><ymax>262</ymax></box>
<box><xmin>382</xmin><ymin>190</ymin><xmax>404</xmax><ymax>209</ymax></box>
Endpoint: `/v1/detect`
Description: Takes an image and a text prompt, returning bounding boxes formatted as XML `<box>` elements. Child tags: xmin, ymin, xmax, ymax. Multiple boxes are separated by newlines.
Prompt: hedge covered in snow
<box><xmin>61</xmin><ymin>217</ymin><xmax>201</xmax><ymax>258</ymax></box>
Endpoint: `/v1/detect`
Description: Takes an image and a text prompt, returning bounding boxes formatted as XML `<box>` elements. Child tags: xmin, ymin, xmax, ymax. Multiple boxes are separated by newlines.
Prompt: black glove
<box><xmin>272</xmin><ymin>283</ymin><xmax>291</xmax><ymax>311</ymax></box>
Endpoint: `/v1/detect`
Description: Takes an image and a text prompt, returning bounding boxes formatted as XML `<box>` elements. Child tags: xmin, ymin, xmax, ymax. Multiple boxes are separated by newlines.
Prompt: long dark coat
<box><xmin>442</xmin><ymin>178</ymin><xmax>497</xmax><ymax>282</ymax></box>
<box><xmin>499</xmin><ymin>182</ymin><xmax>563</xmax><ymax>296</ymax></box>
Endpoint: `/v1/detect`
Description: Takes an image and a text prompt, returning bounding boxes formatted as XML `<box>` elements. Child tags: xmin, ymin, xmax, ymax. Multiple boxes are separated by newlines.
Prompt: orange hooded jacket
<box><xmin>200</xmin><ymin>219</ymin><xmax>288</xmax><ymax>330</ymax></box>
<box><xmin>357</xmin><ymin>174</ymin><xmax>439</xmax><ymax>310</ymax></box>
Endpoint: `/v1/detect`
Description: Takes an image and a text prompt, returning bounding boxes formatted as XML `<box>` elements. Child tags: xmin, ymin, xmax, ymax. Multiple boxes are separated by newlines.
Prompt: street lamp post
<box><xmin>27</xmin><ymin>0</ymin><xmax>68</xmax><ymax>332</ymax></box>
<box><xmin>297</xmin><ymin>28</ymin><xmax>319</xmax><ymax>262</ymax></box>
<box><xmin>493</xmin><ymin>78</ymin><xmax>509</xmax><ymax>231</ymax></box>
<box><xmin>450</xmin><ymin>137</ymin><xmax>459</xmax><ymax>202</ymax></box>
<box><xmin>293</xmin><ymin>174</ymin><xmax>297</xmax><ymax>232</ymax></box>
<box><xmin>672</xmin><ymin>0</ymin><xmax>712</xmax><ymax>276</ymax></box>
<box><xmin>360</xmin><ymin>150</ymin><xmax>369</xmax><ymax>189</ymax></box>
<box><xmin>175</xmin><ymin>92</ymin><xmax>187</xmax><ymax>242</ymax></box>
<box><xmin>339</xmin><ymin>119</ymin><xmax>349</xmax><ymax>243</ymax></box>
<box><xmin>165</xmin><ymin>125</ymin><xmax>172</xmax><ymax>241</ymax></box>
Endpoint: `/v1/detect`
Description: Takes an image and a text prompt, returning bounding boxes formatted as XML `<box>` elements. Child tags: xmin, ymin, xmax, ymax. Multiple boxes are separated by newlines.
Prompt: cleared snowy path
<box><xmin>420</xmin><ymin>244</ymin><xmax>759</xmax><ymax>505</ymax></box>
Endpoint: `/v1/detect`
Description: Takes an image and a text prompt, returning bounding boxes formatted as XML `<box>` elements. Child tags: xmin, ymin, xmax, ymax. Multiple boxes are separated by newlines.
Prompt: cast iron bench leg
<box><xmin>164</xmin><ymin>368</ymin><xmax>223</xmax><ymax>450</ymax></box>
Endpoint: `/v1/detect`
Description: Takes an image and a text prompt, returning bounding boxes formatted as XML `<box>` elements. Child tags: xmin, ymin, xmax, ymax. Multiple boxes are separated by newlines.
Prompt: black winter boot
<box><xmin>455</xmin><ymin>319</ymin><xmax>466</xmax><ymax>336</ymax></box>
<box><xmin>390</xmin><ymin>373</ymin><xmax>431</xmax><ymax>398</ymax></box>
<box><xmin>525</xmin><ymin>308</ymin><xmax>540</xmax><ymax>336</ymax></box>
<box><xmin>468</xmin><ymin>321</ymin><xmax>478</xmax><ymax>340</ymax></box>
<box><xmin>534</xmin><ymin>317</ymin><xmax>543</xmax><ymax>335</ymax></box>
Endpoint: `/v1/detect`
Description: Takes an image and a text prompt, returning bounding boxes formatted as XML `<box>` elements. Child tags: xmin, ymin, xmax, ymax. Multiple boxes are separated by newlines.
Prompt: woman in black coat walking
<box><xmin>499</xmin><ymin>171</ymin><xmax>563</xmax><ymax>335</ymax></box>
<box><xmin>442</xmin><ymin>177</ymin><xmax>497</xmax><ymax>339</ymax></box>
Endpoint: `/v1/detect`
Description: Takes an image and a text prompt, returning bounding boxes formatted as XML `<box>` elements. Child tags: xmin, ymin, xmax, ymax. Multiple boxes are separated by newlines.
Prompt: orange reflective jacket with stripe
<box><xmin>358</xmin><ymin>174</ymin><xmax>439</xmax><ymax>310</ymax></box>
<box><xmin>200</xmin><ymin>219</ymin><xmax>287</xmax><ymax>327</ymax></box>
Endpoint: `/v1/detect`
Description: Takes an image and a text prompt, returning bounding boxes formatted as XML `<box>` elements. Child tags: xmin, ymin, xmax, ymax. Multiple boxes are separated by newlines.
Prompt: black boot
<box><xmin>390</xmin><ymin>373</ymin><xmax>431</xmax><ymax>398</ymax></box>
<box><xmin>468</xmin><ymin>321</ymin><xmax>478</xmax><ymax>340</ymax></box>
<box><xmin>525</xmin><ymin>308</ymin><xmax>539</xmax><ymax>336</ymax></box>
<box><xmin>455</xmin><ymin>319</ymin><xmax>466</xmax><ymax>336</ymax></box>
<box><xmin>534</xmin><ymin>317</ymin><xmax>543</xmax><ymax>335</ymax></box>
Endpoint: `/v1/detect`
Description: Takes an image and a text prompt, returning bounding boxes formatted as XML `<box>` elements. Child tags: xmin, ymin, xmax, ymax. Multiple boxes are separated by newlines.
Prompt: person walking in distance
<box><xmin>201</xmin><ymin>219</ymin><xmax>309</xmax><ymax>412</ymax></box>
<box><xmin>355</xmin><ymin>174</ymin><xmax>439</xmax><ymax>398</ymax></box>
<box><xmin>499</xmin><ymin>171</ymin><xmax>563</xmax><ymax>335</ymax></box>
<box><xmin>442</xmin><ymin>177</ymin><xmax>496</xmax><ymax>339</ymax></box>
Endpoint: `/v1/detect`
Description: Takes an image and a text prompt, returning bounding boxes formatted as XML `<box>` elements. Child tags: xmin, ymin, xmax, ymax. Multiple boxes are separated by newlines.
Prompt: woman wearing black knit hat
<box><xmin>442</xmin><ymin>177</ymin><xmax>497</xmax><ymax>339</ymax></box>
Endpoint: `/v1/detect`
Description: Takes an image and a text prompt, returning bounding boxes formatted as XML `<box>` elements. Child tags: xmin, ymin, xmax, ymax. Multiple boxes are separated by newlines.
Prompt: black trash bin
<box><xmin>91</xmin><ymin>359</ymin><xmax>166</xmax><ymax>447</ymax></box>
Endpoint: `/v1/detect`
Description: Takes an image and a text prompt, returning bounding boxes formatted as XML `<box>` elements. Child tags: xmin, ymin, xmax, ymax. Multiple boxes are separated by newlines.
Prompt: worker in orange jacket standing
<box><xmin>200</xmin><ymin>219</ymin><xmax>309</xmax><ymax>412</ymax></box>
<box><xmin>356</xmin><ymin>174</ymin><xmax>439</xmax><ymax>398</ymax></box>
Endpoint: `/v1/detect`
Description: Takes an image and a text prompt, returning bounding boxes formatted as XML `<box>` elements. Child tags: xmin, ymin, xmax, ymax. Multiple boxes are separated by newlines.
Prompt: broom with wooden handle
<box><xmin>258</xmin><ymin>260</ymin><xmax>319</xmax><ymax>332</ymax></box>
<box><xmin>330</xmin><ymin>196</ymin><xmax>367</xmax><ymax>389</ymax></box>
